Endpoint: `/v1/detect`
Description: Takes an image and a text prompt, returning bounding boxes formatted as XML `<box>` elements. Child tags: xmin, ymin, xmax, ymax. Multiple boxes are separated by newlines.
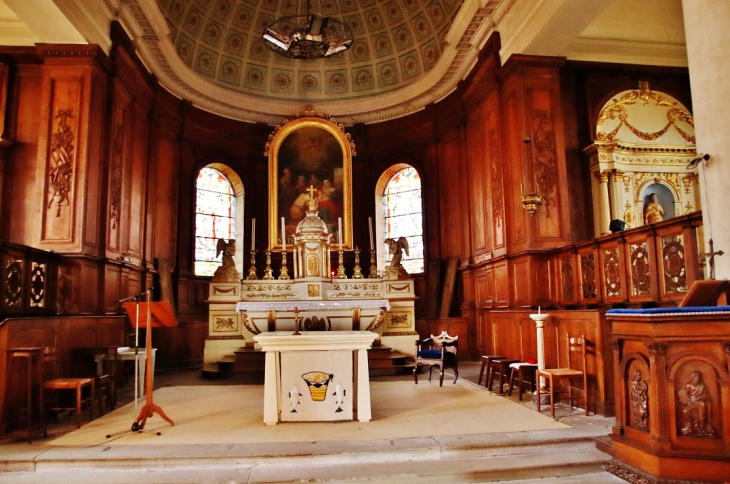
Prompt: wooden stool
<box><xmin>487</xmin><ymin>359</ymin><xmax>519</xmax><ymax>394</ymax></box>
<box><xmin>477</xmin><ymin>355</ymin><xmax>506</xmax><ymax>386</ymax></box>
<box><xmin>507</xmin><ymin>363</ymin><xmax>539</xmax><ymax>400</ymax></box>
<box><xmin>43</xmin><ymin>378</ymin><xmax>94</xmax><ymax>429</ymax></box>
<box><xmin>1</xmin><ymin>348</ymin><xmax>46</xmax><ymax>443</ymax></box>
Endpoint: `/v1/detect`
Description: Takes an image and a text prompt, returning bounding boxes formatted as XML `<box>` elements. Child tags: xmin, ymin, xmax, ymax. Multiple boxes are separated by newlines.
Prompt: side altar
<box><xmin>204</xmin><ymin>195</ymin><xmax>418</xmax><ymax>374</ymax></box>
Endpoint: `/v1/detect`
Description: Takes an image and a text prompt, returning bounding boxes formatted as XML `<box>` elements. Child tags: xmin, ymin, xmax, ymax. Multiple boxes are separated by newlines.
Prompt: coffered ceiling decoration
<box><xmin>115</xmin><ymin>0</ymin><xmax>502</xmax><ymax>125</ymax></box>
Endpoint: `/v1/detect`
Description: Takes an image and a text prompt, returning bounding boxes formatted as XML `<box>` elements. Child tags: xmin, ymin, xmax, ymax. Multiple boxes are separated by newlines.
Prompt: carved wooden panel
<box><xmin>107</xmin><ymin>97</ymin><xmax>128</xmax><ymax>252</ymax></box>
<box><xmin>436</xmin><ymin>133</ymin><xmax>463</xmax><ymax>258</ymax></box>
<box><xmin>662</xmin><ymin>235</ymin><xmax>687</xmax><ymax>294</ymax></box>
<box><xmin>150</xmin><ymin>134</ymin><xmax>179</xmax><ymax>262</ymax></box>
<box><xmin>580</xmin><ymin>253</ymin><xmax>597</xmax><ymax>300</ymax></box>
<box><xmin>560</xmin><ymin>256</ymin><xmax>576</xmax><ymax>303</ymax></box>
<box><xmin>630</xmin><ymin>242</ymin><xmax>652</xmax><ymax>297</ymax></box>
<box><xmin>487</xmin><ymin>95</ymin><xmax>505</xmax><ymax>250</ymax></box>
<box><xmin>466</xmin><ymin>106</ymin><xmax>488</xmax><ymax>255</ymax></box>
<box><xmin>43</xmin><ymin>80</ymin><xmax>81</xmax><ymax>242</ymax></box>
<box><xmin>602</xmin><ymin>247</ymin><xmax>623</xmax><ymax>300</ymax></box>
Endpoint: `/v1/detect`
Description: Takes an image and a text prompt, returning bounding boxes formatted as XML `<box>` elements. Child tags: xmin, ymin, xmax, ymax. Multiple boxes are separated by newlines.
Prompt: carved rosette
<box><xmin>47</xmin><ymin>109</ymin><xmax>75</xmax><ymax>217</ymax></box>
<box><xmin>29</xmin><ymin>262</ymin><xmax>46</xmax><ymax>308</ymax></box>
<box><xmin>531</xmin><ymin>110</ymin><xmax>558</xmax><ymax>217</ymax></box>
<box><xmin>561</xmin><ymin>258</ymin><xmax>575</xmax><ymax>301</ymax></box>
<box><xmin>214</xmin><ymin>317</ymin><xmax>236</xmax><ymax>331</ymax></box>
<box><xmin>630</xmin><ymin>243</ymin><xmax>652</xmax><ymax>296</ymax></box>
<box><xmin>662</xmin><ymin>236</ymin><xmax>687</xmax><ymax>294</ymax></box>
<box><xmin>604</xmin><ymin>248</ymin><xmax>622</xmax><ymax>298</ymax></box>
<box><xmin>4</xmin><ymin>259</ymin><xmax>22</xmax><ymax>307</ymax></box>
<box><xmin>580</xmin><ymin>254</ymin><xmax>596</xmax><ymax>299</ymax></box>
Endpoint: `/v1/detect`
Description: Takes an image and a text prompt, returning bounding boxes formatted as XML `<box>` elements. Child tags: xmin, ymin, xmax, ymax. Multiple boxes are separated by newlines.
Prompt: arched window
<box><xmin>195</xmin><ymin>166</ymin><xmax>238</xmax><ymax>276</ymax></box>
<box><xmin>380</xmin><ymin>165</ymin><xmax>424</xmax><ymax>274</ymax></box>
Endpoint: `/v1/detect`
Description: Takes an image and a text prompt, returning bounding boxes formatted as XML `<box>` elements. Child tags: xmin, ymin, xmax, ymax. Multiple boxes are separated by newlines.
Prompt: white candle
<box><xmin>281</xmin><ymin>217</ymin><xmax>286</xmax><ymax>250</ymax></box>
<box><xmin>251</xmin><ymin>218</ymin><xmax>255</xmax><ymax>250</ymax></box>
<box><xmin>538</xmin><ymin>306</ymin><xmax>541</xmax><ymax>314</ymax></box>
<box><xmin>368</xmin><ymin>217</ymin><xmax>374</xmax><ymax>250</ymax></box>
<box><xmin>338</xmin><ymin>217</ymin><xmax>343</xmax><ymax>251</ymax></box>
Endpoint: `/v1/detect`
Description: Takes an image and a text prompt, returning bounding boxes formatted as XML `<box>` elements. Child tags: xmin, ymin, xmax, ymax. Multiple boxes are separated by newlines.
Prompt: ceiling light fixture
<box><xmin>262</xmin><ymin>0</ymin><xmax>354</xmax><ymax>59</ymax></box>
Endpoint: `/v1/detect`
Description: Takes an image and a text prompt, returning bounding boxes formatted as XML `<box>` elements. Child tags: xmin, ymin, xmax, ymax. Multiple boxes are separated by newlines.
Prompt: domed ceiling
<box><xmin>159</xmin><ymin>0</ymin><xmax>460</xmax><ymax>101</ymax></box>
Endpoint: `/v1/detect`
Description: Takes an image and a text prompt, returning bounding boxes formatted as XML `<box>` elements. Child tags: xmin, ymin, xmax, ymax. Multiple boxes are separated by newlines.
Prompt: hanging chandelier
<box><xmin>262</xmin><ymin>1</ymin><xmax>354</xmax><ymax>59</ymax></box>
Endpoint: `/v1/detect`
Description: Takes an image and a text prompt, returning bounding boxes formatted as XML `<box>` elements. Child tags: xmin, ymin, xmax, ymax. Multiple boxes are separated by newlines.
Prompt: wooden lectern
<box><xmin>679</xmin><ymin>279</ymin><xmax>730</xmax><ymax>306</ymax></box>
<box><xmin>124</xmin><ymin>301</ymin><xmax>176</xmax><ymax>429</ymax></box>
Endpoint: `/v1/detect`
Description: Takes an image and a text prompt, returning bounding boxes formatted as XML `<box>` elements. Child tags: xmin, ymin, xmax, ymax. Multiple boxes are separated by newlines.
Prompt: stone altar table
<box><xmin>253</xmin><ymin>331</ymin><xmax>378</xmax><ymax>425</ymax></box>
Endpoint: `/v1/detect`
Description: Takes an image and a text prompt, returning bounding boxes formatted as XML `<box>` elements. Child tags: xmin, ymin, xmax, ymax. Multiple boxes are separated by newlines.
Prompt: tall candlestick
<box><xmin>251</xmin><ymin>218</ymin><xmax>255</xmax><ymax>250</ymax></box>
<box><xmin>281</xmin><ymin>217</ymin><xmax>286</xmax><ymax>250</ymax></box>
<box><xmin>338</xmin><ymin>217</ymin><xmax>343</xmax><ymax>251</ymax></box>
<box><xmin>368</xmin><ymin>217</ymin><xmax>374</xmax><ymax>250</ymax></box>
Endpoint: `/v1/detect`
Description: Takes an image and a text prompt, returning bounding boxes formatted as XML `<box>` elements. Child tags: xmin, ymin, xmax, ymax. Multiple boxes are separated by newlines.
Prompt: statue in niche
<box><xmin>677</xmin><ymin>370</ymin><xmax>717</xmax><ymax>438</ymax></box>
<box><xmin>384</xmin><ymin>237</ymin><xmax>409</xmax><ymax>280</ymax></box>
<box><xmin>644</xmin><ymin>193</ymin><xmax>665</xmax><ymax>225</ymax></box>
<box><xmin>629</xmin><ymin>370</ymin><xmax>648</xmax><ymax>430</ymax></box>
<box><xmin>212</xmin><ymin>238</ymin><xmax>240</xmax><ymax>283</ymax></box>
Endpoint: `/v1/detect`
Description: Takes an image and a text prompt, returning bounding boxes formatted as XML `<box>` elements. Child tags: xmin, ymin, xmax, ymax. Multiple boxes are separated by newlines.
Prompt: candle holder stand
<box><xmin>352</xmin><ymin>249</ymin><xmax>363</xmax><ymax>279</ymax></box>
<box><xmin>279</xmin><ymin>250</ymin><xmax>290</xmax><ymax>280</ymax></box>
<box><xmin>262</xmin><ymin>251</ymin><xmax>274</xmax><ymax>280</ymax></box>
<box><xmin>368</xmin><ymin>250</ymin><xmax>377</xmax><ymax>278</ymax></box>
<box><xmin>246</xmin><ymin>250</ymin><xmax>258</xmax><ymax>280</ymax></box>
<box><xmin>336</xmin><ymin>250</ymin><xmax>347</xmax><ymax>279</ymax></box>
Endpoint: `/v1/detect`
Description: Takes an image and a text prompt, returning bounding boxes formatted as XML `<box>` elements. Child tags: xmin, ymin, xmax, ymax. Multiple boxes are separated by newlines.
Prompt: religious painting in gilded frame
<box><xmin>266</xmin><ymin>107</ymin><xmax>356</xmax><ymax>251</ymax></box>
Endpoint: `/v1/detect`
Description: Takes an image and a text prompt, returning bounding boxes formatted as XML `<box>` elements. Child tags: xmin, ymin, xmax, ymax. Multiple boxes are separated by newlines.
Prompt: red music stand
<box><xmin>124</xmin><ymin>301</ymin><xmax>176</xmax><ymax>430</ymax></box>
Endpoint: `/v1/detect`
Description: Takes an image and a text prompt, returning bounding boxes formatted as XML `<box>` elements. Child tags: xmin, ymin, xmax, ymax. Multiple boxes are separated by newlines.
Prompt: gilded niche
<box><xmin>307</xmin><ymin>253</ymin><xmax>319</xmax><ymax>277</ymax></box>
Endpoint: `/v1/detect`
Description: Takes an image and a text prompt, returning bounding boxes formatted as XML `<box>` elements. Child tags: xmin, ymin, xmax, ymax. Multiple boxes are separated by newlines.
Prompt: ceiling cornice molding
<box><xmin>114</xmin><ymin>0</ymin><xmax>501</xmax><ymax>126</ymax></box>
<box><xmin>567</xmin><ymin>38</ymin><xmax>688</xmax><ymax>68</ymax></box>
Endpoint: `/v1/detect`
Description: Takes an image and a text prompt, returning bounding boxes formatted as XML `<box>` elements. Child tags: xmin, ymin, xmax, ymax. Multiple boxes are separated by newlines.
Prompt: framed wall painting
<box><xmin>266</xmin><ymin>109</ymin><xmax>355</xmax><ymax>251</ymax></box>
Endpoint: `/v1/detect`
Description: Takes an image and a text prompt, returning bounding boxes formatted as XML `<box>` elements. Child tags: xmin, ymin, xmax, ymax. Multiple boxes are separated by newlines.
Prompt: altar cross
<box><xmin>702</xmin><ymin>238</ymin><xmax>724</xmax><ymax>280</ymax></box>
<box><xmin>306</xmin><ymin>185</ymin><xmax>318</xmax><ymax>211</ymax></box>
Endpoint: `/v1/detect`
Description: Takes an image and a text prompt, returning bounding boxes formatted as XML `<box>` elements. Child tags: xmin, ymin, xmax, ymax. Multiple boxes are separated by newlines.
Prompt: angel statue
<box><xmin>384</xmin><ymin>237</ymin><xmax>409</xmax><ymax>280</ymax></box>
<box><xmin>212</xmin><ymin>238</ymin><xmax>241</xmax><ymax>283</ymax></box>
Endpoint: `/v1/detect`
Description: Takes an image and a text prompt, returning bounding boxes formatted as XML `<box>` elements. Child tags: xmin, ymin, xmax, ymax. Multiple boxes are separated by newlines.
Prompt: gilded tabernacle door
<box><xmin>266</xmin><ymin>107</ymin><xmax>355</xmax><ymax>251</ymax></box>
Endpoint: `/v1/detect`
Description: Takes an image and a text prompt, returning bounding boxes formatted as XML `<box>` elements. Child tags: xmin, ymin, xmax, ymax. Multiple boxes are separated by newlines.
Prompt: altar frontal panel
<box><xmin>280</xmin><ymin>350</ymin><xmax>353</xmax><ymax>421</ymax></box>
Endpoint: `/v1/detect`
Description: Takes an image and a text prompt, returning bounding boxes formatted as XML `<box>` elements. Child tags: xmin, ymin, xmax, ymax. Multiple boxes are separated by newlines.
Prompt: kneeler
<box><xmin>124</xmin><ymin>301</ymin><xmax>177</xmax><ymax>429</ymax></box>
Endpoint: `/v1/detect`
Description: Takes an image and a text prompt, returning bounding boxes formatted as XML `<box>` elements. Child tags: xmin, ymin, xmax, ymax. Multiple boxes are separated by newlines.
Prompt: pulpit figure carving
<box><xmin>644</xmin><ymin>193</ymin><xmax>664</xmax><ymax>225</ymax></box>
<box><xmin>384</xmin><ymin>237</ymin><xmax>409</xmax><ymax>280</ymax></box>
<box><xmin>677</xmin><ymin>370</ymin><xmax>716</xmax><ymax>438</ymax></box>
<box><xmin>212</xmin><ymin>238</ymin><xmax>241</xmax><ymax>282</ymax></box>
<box><xmin>629</xmin><ymin>370</ymin><xmax>648</xmax><ymax>430</ymax></box>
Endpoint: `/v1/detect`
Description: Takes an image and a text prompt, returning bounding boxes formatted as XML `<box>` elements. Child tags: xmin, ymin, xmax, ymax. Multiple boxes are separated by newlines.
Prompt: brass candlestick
<box><xmin>279</xmin><ymin>250</ymin><xmax>290</xmax><ymax>280</ymax></box>
<box><xmin>246</xmin><ymin>250</ymin><xmax>258</xmax><ymax>280</ymax></box>
<box><xmin>262</xmin><ymin>250</ymin><xmax>274</xmax><ymax>280</ymax></box>
<box><xmin>352</xmin><ymin>248</ymin><xmax>363</xmax><ymax>279</ymax></box>
<box><xmin>368</xmin><ymin>249</ymin><xmax>377</xmax><ymax>278</ymax></box>
<box><xmin>336</xmin><ymin>250</ymin><xmax>347</xmax><ymax>279</ymax></box>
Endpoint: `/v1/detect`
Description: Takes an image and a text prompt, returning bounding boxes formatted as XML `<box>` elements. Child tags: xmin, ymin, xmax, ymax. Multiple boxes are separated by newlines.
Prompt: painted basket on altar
<box><xmin>302</xmin><ymin>371</ymin><xmax>333</xmax><ymax>401</ymax></box>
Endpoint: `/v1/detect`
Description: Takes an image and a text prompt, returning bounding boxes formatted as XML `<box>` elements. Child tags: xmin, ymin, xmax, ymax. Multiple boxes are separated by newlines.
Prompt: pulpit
<box><xmin>606</xmin><ymin>305</ymin><xmax>730</xmax><ymax>483</ymax></box>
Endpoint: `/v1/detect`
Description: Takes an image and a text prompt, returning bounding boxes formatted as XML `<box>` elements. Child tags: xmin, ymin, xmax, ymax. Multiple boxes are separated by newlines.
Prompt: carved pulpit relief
<box><xmin>629</xmin><ymin>370</ymin><xmax>648</xmax><ymax>430</ymax></box>
<box><xmin>48</xmin><ymin>109</ymin><xmax>75</xmax><ymax>217</ymax></box>
<box><xmin>677</xmin><ymin>370</ymin><xmax>717</xmax><ymax>438</ymax></box>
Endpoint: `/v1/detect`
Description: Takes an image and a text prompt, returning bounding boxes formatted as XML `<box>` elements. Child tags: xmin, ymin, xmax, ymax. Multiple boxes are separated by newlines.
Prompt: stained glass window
<box><xmin>195</xmin><ymin>167</ymin><xmax>236</xmax><ymax>276</ymax></box>
<box><xmin>383</xmin><ymin>166</ymin><xmax>424</xmax><ymax>273</ymax></box>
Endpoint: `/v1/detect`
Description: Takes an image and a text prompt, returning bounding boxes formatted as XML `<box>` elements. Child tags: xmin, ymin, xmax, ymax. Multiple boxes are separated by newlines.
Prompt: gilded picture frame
<box><xmin>266</xmin><ymin>111</ymin><xmax>355</xmax><ymax>251</ymax></box>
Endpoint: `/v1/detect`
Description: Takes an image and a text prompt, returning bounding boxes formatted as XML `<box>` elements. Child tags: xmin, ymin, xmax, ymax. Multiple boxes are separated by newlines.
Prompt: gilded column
<box><xmin>595</xmin><ymin>170</ymin><xmax>611</xmax><ymax>235</ymax></box>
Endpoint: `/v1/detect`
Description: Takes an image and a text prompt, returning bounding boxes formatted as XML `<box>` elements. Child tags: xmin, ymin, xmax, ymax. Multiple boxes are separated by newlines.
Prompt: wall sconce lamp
<box><xmin>686</xmin><ymin>153</ymin><xmax>709</xmax><ymax>169</ymax></box>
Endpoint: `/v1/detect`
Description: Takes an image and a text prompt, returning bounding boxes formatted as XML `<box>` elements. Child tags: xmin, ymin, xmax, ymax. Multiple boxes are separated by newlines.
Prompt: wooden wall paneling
<box><xmin>0</xmin><ymin>62</ymin><xmax>8</xmax><ymax>137</ymax></box>
<box><xmin>557</xmin><ymin>250</ymin><xmax>579</xmax><ymax>305</ymax></box>
<box><xmin>519</xmin><ymin>314</ymin><xmax>538</xmax><ymax>364</ymax></box>
<box><xmin>490</xmin><ymin>312</ymin><xmax>522</xmax><ymax>360</ymax></box>
<box><xmin>107</xmin><ymin>90</ymin><xmax>131</xmax><ymax>256</ymax></box>
<box><xmin>127</xmin><ymin>102</ymin><xmax>148</xmax><ymax>262</ymax></box>
<box><xmin>466</xmin><ymin>107</ymin><xmax>489</xmax><ymax>261</ymax></box>
<box><xmin>534</xmin><ymin>254</ymin><xmax>554</xmax><ymax>306</ymax></box>
<box><xmin>423</xmin><ymin>140</ymin><xmax>440</xmax><ymax>261</ymax></box>
<box><xmin>150</xmin><ymin>132</ymin><xmax>179</xmax><ymax>264</ymax></box>
<box><xmin>501</xmin><ymin>75</ymin><xmax>528</xmax><ymax>250</ymax></box>
<box><xmin>58</xmin><ymin>318</ymin><xmax>97</xmax><ymax>377</ymax></box>
<box><xmin>494</xmin><ymin>260</ymin><xmax>509</xmax><ymax>307</ymax></box>
<box><xmin>439</xmin><ymin>257</ymin><xmax>458</xmax><ymax>318</ymax></box>
<box><xmin>486</xmin><ymin>93</ymin><xmax>506</xmax><ymax>254</ymax></box>
<box><xmin>104</xmin><ymin>263</ymin><xmax>121</xmax><ymax>314</ymax></box>
<box><xmin>511</xmin><ymin>255</ymin><xmax>532</xmax><ymax>307</ymax></box>
<box><xmin>3</xmin><ymin>65</ymin><xmax>43</xmax><ymax>244</ymax></box>
<box><xmin>436</xmin><ymin>131</ymin><xmax>463</xmax><ymax>258</ymax></box>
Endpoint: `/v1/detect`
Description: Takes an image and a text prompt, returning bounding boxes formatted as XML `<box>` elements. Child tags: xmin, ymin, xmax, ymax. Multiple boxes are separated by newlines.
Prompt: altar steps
<box><xmin>0</xmin><ymin>426</ymin><xmax>613</xmax><ymax>483</ymax></box>
<box><xmin>205</xmin><ymin>343</ymin><xmax>415</xmax><ymax>379</ymax></box>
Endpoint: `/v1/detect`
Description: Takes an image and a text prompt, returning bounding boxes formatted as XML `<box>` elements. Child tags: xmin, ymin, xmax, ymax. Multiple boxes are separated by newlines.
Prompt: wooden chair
<box><xmin>43</xmin><ymin>348</ymin><xmax>95</xmax><ymax>429</ymax></box>
<box><xmin>413</xmin><ymin>331</ymin><xmax>458</xmax><ymax>387</ymax></box>
<box><xmin>536</xmin><ymin>334</ymin><xmax>589</xmax><ymax>418</ymax></box>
